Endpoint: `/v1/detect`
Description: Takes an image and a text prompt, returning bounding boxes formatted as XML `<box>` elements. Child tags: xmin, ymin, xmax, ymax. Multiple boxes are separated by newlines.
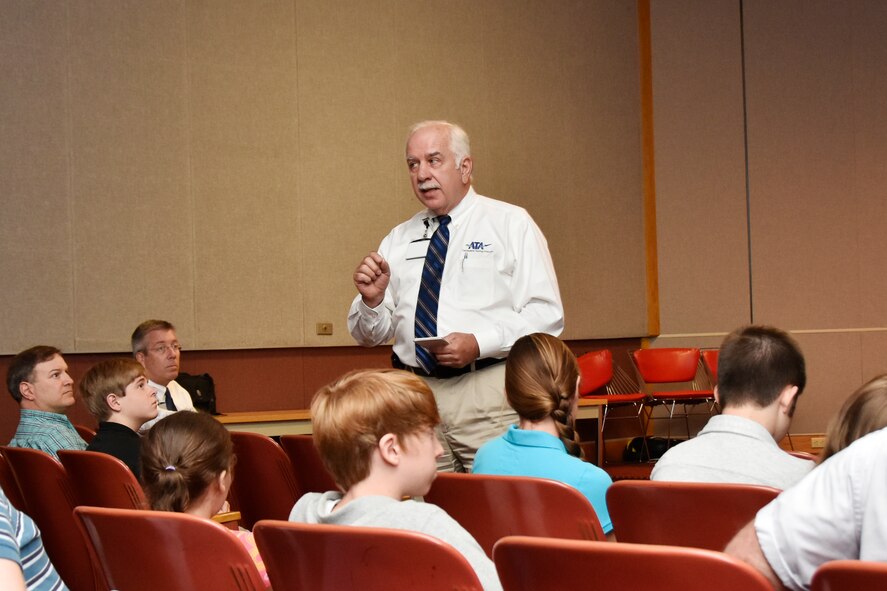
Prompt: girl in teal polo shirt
<box><xmin>473</xmin><ymin>333</ymin><xmax>613</xmax><ymax>536</ymax></box>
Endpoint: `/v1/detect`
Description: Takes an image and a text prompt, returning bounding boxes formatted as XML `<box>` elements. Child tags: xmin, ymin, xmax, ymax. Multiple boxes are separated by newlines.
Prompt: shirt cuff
<box><xmin>473</xmin><ymin>328</ymin><xmax>502</xmax><ymax>360</ymax></box>
<box><xmin>358</xmin><ymin>298</ymin><xmax>384</xmax><ymax>316</ymax></box>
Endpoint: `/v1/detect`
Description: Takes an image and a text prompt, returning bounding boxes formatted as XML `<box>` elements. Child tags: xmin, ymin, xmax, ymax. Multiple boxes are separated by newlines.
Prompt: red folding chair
<box><xmin>424</xmin><ymin>472</ymin><xmax>605</xmax><ymax>557</ymax></box>
<box><xmin>279</xmin><ymin>434</ymin><xmax>339</xmax><ymax>494</ymax></box>
<box><xmin>701</xmin><ymin>349</ymin><xmax>719</xmax><ymax>387</ymax></box>
<box><xmin>0</xmin><ymin>450</ymin><xmax>27</xmax><ymax>512</ymax></box>
<box><xmin>74</xmin><ymin>424</ymin><xmax>97</xmax><ymax>444</ymax></box>
<box><xmin>229</xmin><ymin>431</ymin><xmax>300</xmax><ymax>529</ymax></box>
<box><xmin>254</xmin><ymin>520</ymin><xmax>483</xmax><ymax>591</ymax></box>
<box><xmin>606</xmin><ymin>479</ymin><xmax>780</xmax><ymax>550</ymax></box>
<box><xmin>75</xmin><ymin>506</ymin><xmax>265</xmax><ymax>591</ymax></box>
<box><xmin>2</xmin><ymin>446</ymin><xmax>103</xmax><ymax>591</ymax></box>
<box><xmin>493</xmin><ymin>536</ymin><xmax>772</xmax><ymax>591</ymax></box>
<box><xmin>631</xmin><ymin>347</ymin><xmax>715</xmax><ymax>443</ymax></box>
<box><xmin>58</xmin><ymin>450</ymin><xmax>147</xmax><ymax>509</ymax></box>
<box><xmin>811</xmin><ymin>560</ymin><xmax>887</xmax><ymax>591</ymax></box>
<box><xmin>577</xmin><ymin>349</ymin><xmax>648</xmax><ymax>462</ymax></box>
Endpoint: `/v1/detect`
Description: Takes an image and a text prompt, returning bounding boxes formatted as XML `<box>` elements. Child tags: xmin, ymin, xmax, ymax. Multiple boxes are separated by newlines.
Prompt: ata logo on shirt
<box><xmin>464</xmin><ymin>241</ymin><xmax>493</xmax><ymax>251</ymax></box>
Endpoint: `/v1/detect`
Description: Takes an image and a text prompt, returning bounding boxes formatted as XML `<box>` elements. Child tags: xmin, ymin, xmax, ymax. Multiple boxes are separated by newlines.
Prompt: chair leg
<box><xmin>786</xmin><ymin>432</ymin><xmax>795</xmax><ymax>451</ymax></box>
<box><xmin>665</xmin><ymin>401</ymin><xmax>677</xmax><ymax>448</ymax></box>
<box><xmin>635</xmin><ymin>404</ymin><xmax>650</xmax><ymax>462</ymax></box>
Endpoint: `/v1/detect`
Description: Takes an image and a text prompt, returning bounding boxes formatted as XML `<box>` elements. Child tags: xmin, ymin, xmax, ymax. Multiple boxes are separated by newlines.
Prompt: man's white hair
<box><xmin>406</xmin><ymin>120</ymin><xmax>471</xmax><ymax>168</ymax></box>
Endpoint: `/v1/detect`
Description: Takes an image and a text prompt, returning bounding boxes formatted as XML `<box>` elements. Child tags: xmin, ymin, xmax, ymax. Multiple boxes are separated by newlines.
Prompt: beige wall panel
<box><xmin>0</xmin><ymin>44</ymin><xmax>74</xmax><ymax>352</ymax></box>
<box><xmin>68</xmin><ymin>0</ymin><xmax>186</xmax><ymax>60</ymax></box>
<box><xmin>67</xmin><ymin>49</ymin><xmax>192</xmax><ymax>351</ymax></box>
<box><xmin>68</xmin><ymin>53</ymin><xmax>189</xmax><ymax>177</ymax></box>
<box><xmin>188</xmin><ymin>0</ymin><xmax>295</xmax><ymax>68</ymax></box>
<box><xmin>189</xmin><ymin>63</ymin><xmax>301</xmax><ymax>348</ymax></box>
<box><xmin>651</xmin><ymin>0</ymin><xmax>750</xmax><ymax>336</ymax></box>
<box><xmin>860</xmin><ymin>332</ymin><xmax>887</xmax><ymax>384</ymax></box>
<box><xmin>293</xmin><ymin>0</ymin><xmax>405</xmax><ymax>346</ymax></box>
<box><xmin>0</xmin><ymin>0</ymin><xmax>65</xmax><ymax>49</ymax></box>
<box><xmin>71</xmin><ymin>171</ymin><xmax>194</xmax><ymax>351</ymax></box>
<box><xmin>1</xmin><ymin>1</ymin><xmax>651</xmax><ymax>352</ymax></box>
<box><xmin>466</xmin><ymin>1</ymin><xmax>646</xmax><ymax>339</ymax></box>
<box><xmin>650</xmin><ymin>334</ymin><xmax>726</xmax><ymax>351</ymax></box>
<box><xmin>791</xmin><ymin>331</ymin><xmax>863</xmax><ymax>433</ymax></box>
<box><xmin>744</xmin><ymin>2</ymin><xmax>862</xmax><ymax>329</ymax></box>
<box><xmin>849</xmin><ymin>3</ymin><xmax>887</xmax><ymax>327</ymax></box>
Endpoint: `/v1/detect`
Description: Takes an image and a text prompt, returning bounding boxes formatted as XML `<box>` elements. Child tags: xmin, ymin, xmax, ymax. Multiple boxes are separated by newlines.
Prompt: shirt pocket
<box><xmin>454</xmin><ymin>252</ymin><xmax>497</xmax><ymax>307</ymax></box>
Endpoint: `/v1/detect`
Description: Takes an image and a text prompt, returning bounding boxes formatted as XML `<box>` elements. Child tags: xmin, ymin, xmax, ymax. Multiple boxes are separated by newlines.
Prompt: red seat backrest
<box><xmin>58</xmin><ymin>450</ymin><xmax>147</xmax><ymax>509</ymax></box>
<box><xmin>254</xmin><ymin>520</ymin><xmax>483</xmax><ymax>591</ymax></box>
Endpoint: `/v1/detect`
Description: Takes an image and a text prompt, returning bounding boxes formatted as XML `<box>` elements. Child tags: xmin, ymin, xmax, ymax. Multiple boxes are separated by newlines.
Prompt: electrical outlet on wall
<box><xmin>316</xmin><ymin>322</ymin><xmax>333</xmax><ymax>335</ymax></box>
<box><xmin>810</xmin><ymin>436</ymin><xmax>826</xmax><ymax>448</ymax></box>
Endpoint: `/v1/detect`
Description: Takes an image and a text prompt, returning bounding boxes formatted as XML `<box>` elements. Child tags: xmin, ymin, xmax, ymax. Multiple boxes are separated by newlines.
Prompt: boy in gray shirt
<box><xmin>289</xmin><ymin>369</ymin><xmax>501</xmax><ymax>591</ymax></box>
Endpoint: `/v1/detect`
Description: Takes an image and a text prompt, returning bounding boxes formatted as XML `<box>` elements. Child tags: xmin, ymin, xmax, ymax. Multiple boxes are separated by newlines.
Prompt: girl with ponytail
<box><xmin>140</xmin><ymin>412</ymin><xmax>270</xmax><ymax>587</ymax></box>
<box><xmin>473</xmin><ymin>333</ymin><xmax>614</xmax><ymax>536</ymax></box>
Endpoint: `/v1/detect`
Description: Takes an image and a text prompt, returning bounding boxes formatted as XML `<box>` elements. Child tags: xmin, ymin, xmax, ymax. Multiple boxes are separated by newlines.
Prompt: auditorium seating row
<box><xmin>1</xmin><ymin>433</ymin><xmax>880</xmax><ymax>590</ymax></box>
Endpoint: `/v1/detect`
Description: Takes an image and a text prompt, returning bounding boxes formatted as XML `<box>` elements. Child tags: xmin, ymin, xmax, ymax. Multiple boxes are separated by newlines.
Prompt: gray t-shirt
<box><xmin>290</xmin><ymin>492</ymin><xmax>502</xmax><ymax>591</ymax></box>
<box><xmin>651</xmin><ymin>414</ymin><xmax>813</xmax><ymax>489</ymax></box>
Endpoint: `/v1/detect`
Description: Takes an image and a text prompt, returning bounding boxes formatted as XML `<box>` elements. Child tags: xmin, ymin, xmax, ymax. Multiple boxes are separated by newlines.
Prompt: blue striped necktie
<box><xmin>415</xmin><ymin>215</ymin><xmax>451</xmax><ymax>372</ymax></box>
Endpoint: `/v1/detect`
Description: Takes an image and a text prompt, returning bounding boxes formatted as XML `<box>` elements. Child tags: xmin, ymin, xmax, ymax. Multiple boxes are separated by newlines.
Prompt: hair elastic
<box><xmin>164</xmin><ymin>465</ymin><xmax>176</xmax><ymax>472</ymax></box>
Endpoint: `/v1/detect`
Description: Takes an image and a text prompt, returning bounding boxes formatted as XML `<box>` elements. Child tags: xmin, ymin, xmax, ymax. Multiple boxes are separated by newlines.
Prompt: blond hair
<box><xmin>311</xmin><ymin>369</ymin><xmax>441</xmax><ymax>490</ymax></box>
<box><xmin>80</xmin><ymin>358</ymin><xmax>145</xmax><ymax>422</ymax></box>
<box><xmin>505</xmin><ymin>333</ymin><xmax>581</xmax><ymax>457</ymax></box>
<box><xmin>821</xmin><ymin>374</ymin><xmax>887</xmax><ymax>461</ymax></box>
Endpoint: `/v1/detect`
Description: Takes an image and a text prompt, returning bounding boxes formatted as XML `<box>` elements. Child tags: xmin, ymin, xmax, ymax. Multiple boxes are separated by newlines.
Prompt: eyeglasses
<box><xmin>147</xmin><ymin>343</ymin><xmax>181</xmax><ymax>355</ymax></box>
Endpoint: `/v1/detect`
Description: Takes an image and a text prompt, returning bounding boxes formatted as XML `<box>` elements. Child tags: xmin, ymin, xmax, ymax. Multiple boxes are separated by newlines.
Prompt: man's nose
<box><xmin>417</xmin><ymin>161</ymin><xmax>431</xmax><ymax>180</ymax></box>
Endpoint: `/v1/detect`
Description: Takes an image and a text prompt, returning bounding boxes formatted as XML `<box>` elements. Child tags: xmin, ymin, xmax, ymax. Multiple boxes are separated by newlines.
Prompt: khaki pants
<box><xmin>424</xmin><ymin>363</ymin><xmax>517</xmax><ymax>473</ymax></box>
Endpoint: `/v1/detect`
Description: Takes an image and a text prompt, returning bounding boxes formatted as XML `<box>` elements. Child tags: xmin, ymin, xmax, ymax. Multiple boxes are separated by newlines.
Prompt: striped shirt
<box><xmin>232</xmin><ymin>530</ymin><xmax>270</xmax><ymax>588</ymax></box>
<box><xmin>0</xmin><ymin>488</ymin><xmax>67</xmax><ymax>590</ymax></box>
<box><xmin>7</xmin><ymin>410</ymin><xmax>87</xmax><ymax>460</ymax></box>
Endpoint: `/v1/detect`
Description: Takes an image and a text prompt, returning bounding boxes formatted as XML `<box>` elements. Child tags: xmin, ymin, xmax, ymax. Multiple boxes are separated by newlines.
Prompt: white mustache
<box><xmin>418</xmin><ymin>181</ymin><xmax>440</xmax><ymax>191</ymax></box>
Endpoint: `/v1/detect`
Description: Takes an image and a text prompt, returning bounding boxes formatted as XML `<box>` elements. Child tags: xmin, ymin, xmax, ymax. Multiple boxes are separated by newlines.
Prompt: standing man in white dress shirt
<box><xmin>131</xmin><ymin>319</ymin><xmax>196</xmax><ymax>431</ymax></box>
<box><xmin>348</xmin><ymin>120</ymin><xmax>564</xmax><ymax>472</ymax></box>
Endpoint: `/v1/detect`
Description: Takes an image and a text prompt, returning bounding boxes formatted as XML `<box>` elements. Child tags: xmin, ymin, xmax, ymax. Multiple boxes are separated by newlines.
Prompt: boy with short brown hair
<box><xmin>80</xmin><ymin>358</ymin><xmax>159</xmax><ymax>478</ymax></box>
<box><xmin>289</xmin><ymin>369</ymin><xmax>501</xmax><ymax>591</ymax></box>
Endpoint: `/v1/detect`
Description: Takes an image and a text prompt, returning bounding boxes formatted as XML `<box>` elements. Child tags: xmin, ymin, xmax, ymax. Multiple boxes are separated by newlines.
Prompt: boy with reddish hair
<box><xmin>289</xmin><ymin>369</ymin><xmax>501</xmax><ymax>591</ymax></box>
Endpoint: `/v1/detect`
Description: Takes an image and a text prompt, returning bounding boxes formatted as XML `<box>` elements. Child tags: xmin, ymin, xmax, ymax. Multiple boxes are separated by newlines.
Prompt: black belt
<box><xmin>392</xmin><ymin>354</ymin><xmax>505</xmax><ymax>379</ymax></box>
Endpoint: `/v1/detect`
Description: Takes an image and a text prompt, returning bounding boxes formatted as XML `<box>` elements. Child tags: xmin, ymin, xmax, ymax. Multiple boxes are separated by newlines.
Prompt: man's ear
<box><xmin>459</xmin><ymin>156</ymin><xmax>473</xmax><ymax>184</ymax></box>
<box><xmin>778</xmin><ymin>385</ymin><xmax>799</xmax><ymax>413</ymax></box>
<box><xmin>134</xmin><ymin>351</ymin><xmax>146</xmax><ymax>367</ymax></box>
<box><xmin>713</xmin><ymin>385</ymin><xmax>720</xmax><ymax>406</ymax></box>
<box><xmin>377</xmin><ymin>433</ymin><xmax>401</xmax><ymax>466</ymax></box>
<box><xmin>18</xmin><ymin>382</ymin><xmax>36</xmax><ymax>402</ymax></box>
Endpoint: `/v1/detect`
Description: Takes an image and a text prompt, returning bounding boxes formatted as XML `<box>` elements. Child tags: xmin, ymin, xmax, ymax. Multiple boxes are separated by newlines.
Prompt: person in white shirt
<box><xmin>725</xmin><ymin>427</ymin><xmax>887</xmax><ymax>591</ymax></box>
<box><xmin>650</xmin><ymin>325</ymin><xmax>813</xmax><ymax>489</ymax></box>
<box><xmin>349</xmin><ymin>120</ymin><xmax>563</xmax><ymax>472</ymax></box>
<box><xmin>131</xmin><ymin>319</ymin><xmax>196</xmax><ymax>431</ymax></box>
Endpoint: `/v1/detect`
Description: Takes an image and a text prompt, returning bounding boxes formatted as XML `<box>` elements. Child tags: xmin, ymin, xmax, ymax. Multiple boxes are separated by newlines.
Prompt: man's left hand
<box><xmin>431</xmin><ymin>333</ymin><xmax>480</xmax><ymax>368</ymax></box>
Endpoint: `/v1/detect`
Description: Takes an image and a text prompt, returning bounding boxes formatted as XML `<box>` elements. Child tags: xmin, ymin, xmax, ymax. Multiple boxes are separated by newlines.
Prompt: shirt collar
<box><xmin>20</xmin><ymin>408</ymin><xmax>73</xmax><ymax>424</ymax></box>
<box><xmin>503</xmin><ymin>423</ymin><xmax>567</xmax><ymax>451</ymax></box>
<box><xmin>422</xmin><ymin>186</ymin><xmax>477</xmax><ymax>228</ymax></box>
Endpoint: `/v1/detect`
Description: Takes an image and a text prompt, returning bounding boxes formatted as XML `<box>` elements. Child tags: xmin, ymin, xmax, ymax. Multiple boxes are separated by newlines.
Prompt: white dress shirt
<box><xmin>139</xmin><ymin>379</ymin><xmax>197</xmax><ymax>432</ymax></box>
<box><xmin>755</xmin><ymin>427</ymin><xmax>887</xmax><ymax>590</ymax></box>
<box><xmin>348</xmin><ymin>188</ymin><xmax>564</xmax><ymax>365</ymax></box>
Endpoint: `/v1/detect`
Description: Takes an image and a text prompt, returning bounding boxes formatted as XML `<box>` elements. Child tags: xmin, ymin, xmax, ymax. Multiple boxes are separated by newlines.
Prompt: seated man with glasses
<box><xmin>132</xmin><ymin>319</ymin><xmax>196</xmax><ymax>431</ymax></box>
